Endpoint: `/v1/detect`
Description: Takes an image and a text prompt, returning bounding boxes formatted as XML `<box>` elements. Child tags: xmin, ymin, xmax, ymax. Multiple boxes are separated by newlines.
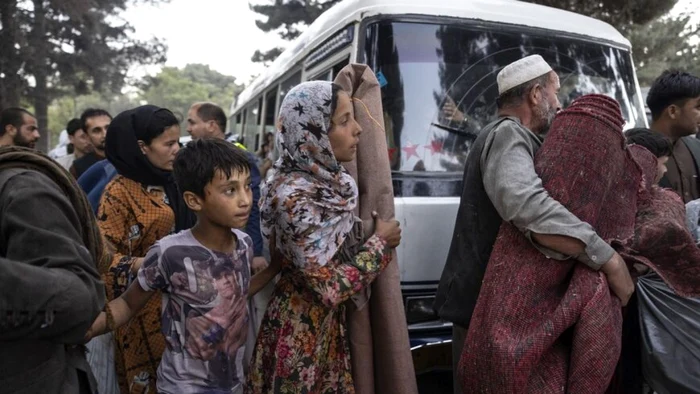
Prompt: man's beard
<box><xmin>533</xmin><ymin>100</ymin><xmax>556</xmax><ymax>137</ymax></box>
<box><xmin>13</xmin><ymin>133</ymin><xmax>36</xmax><ymax>149</ymax></box>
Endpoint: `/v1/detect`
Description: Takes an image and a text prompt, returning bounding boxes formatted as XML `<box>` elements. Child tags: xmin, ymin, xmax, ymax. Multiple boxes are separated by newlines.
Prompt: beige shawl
<box><xmin>334</xmin><ymin>64</ymin><xmax>419</xmax><ymax>394</ymax></box>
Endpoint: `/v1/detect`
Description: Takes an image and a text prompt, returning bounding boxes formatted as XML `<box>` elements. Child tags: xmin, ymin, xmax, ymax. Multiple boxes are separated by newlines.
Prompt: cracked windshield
<box><xmin>365</xmin><ymin>21</ymin><xmax>647</xmax><ymax>174</ymax></box>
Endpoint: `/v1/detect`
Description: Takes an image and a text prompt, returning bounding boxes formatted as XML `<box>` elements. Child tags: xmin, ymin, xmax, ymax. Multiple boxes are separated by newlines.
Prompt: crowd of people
<box><xmin>0</xmin><ymin>56</ymin><xmax>700</xmax><ymax>394</ymax></box>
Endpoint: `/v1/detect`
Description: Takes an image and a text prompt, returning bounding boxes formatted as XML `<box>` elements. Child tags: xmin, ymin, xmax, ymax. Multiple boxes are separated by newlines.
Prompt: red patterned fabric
<box><xmin>625</xmin><ymin>145</ymin><xmax>700</xmax><ymax>297</ymax></box>
<box><xmin>460</xmin><ymin>95</ymin><xmax>640</xmax><ymax>394</ymax></box>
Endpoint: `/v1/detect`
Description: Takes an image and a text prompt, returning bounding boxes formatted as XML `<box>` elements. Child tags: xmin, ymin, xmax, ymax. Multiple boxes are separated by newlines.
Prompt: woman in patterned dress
<box><xmin>246</xmin><ymin>81</ymin><xmax>402</xmax><ymax>393</ymax></box>
<box><xmin>97</xmin><ymin>105</ymin><xmax>195</xmax><ymax>393</ymax></box>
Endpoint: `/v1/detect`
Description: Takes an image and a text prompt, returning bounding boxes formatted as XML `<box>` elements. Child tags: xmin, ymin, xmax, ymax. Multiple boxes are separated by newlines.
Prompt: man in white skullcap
<box><xmin>434</xmin><ymin>54</ymin><xmax>634</xmax><ymax>394</ymax></box>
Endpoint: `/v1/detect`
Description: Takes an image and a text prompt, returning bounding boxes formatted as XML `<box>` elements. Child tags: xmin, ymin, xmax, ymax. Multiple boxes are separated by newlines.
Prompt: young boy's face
<box><xmin>656</xmin><ymin>156</ymin><xmax>669</xmax><ymax>184</ymax></box>
<box><xmin>201</xmin><ymin>168</ymin><xmax>252</xmax><ymax>229</ymax></box>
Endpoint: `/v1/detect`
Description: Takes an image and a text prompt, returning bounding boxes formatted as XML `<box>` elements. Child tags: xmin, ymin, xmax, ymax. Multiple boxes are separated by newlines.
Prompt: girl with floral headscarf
<box><xmin>246</xmin><ymin>81</ymin><xmax>402</xmax><ymax>393</ymax></box>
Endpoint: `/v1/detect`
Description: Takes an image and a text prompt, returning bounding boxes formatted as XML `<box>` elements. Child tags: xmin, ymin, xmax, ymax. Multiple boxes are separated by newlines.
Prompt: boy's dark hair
<box><xmin>196</xmin><ymin>103</ymin><xmax>227</xmax><ymax>133</ymax></box>
<box><xmin>173</xmin><ymin>138</ymin><xmax>250</xmax><ymax>198</ymax></box>
<box><xmin>136</xmin><ymin>108</ymin><xmax>179</xmax><ymax>145</ymax></box>
<box><xmin>80</xmin><ymin>108</ymin><xmax>112</xmax><ymax>133</ymax></box>
<box><xmin>66</xmin><ymin>118</ymin><xmax>82</xmax><ymax>136</ymax></box>
<box><xmin>497</xmin><ymin>73</ymin><xmax>551</xmax><ymax>109</ymax></box>
<box><xmin>625</xmin><ymin>127</ymin><xmax>673</xmax><ymax>158</ymax></box>
<box><xmin>646</xmin><ymin>70</ymin><xmax>700</xmax><ymax>121</ymax></box>
<box><xmin>1</xmin><ymin>107</ymin><xmax>34</xmax><ymax>136</ymax></box>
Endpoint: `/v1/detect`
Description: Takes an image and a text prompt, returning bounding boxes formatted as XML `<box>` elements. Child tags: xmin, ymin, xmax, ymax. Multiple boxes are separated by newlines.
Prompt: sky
<box><xmin>123</xmin><ymin>0</ymin><xmax>698</xmax><ymax>82</ymax></box>
<box><xmin>122</xmin><ymin>0</ymin><xmax>284</xmax><ymax>82</ymax></box>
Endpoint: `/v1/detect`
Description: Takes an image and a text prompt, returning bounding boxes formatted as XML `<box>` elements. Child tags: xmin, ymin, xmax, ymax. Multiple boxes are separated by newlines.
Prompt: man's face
<box><xmin>672</xmin><ymin>96</ymin><xmax>700</xmax><ymax>137</ymax></box>
<box><xmin>85</xmin><ymin>115</ymin><xmax>111</xmax><ymax>152</ymax></box>
<box><xmin>69</xmin><ymin>129</ymin><xmax>94</xmax><ymax>155</ymax></box>
<box><xmin>532</xmin><ymin>72</ymin><xmax>562</xmax><ymax>136</ymax></box>
<box><xmin>11</xmin><ymin>114</ymin><xmax>40</xmax><ymax>149</ymax></box>
<box><xmin>187</xmin><ymin>106</ymin><xmax>214</xmax><ymax>139</ymax></box>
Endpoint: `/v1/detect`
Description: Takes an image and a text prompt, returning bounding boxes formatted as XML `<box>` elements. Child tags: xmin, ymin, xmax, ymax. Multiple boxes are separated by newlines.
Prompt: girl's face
<box><xmin>328</xmin><ymin>92</ymin><xmax>362</xmax><ymax>163</ymax></box>
<box><xmin>139</xmin><ymin>125</ymin><xmax>181</xmax><ymax>171</ymax></box>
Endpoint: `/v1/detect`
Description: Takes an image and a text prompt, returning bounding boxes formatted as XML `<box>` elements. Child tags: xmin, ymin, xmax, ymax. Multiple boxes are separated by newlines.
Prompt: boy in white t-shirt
<box><xmin>87</xmin><ymin>138</ymin><xmax>280</xmax><ymax>393</ymax></box>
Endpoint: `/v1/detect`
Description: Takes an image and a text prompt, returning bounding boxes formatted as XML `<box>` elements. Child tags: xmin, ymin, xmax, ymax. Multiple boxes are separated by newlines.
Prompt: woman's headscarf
<box><xmin>260</xmin><ymin>81</ymin><xmax>358</xmax><ymax>267</ymax></box>
<box><xmin>106</xmin><ymin>105</ymin><xmax>195</xmax><ymax>232</ymax></box>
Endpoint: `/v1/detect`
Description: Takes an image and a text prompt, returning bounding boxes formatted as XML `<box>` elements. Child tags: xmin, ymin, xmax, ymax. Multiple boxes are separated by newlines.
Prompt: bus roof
<box><xmin>234</xmin><ymin>0</ymin><xmax>630</xmax><ymax>111</ymax></box>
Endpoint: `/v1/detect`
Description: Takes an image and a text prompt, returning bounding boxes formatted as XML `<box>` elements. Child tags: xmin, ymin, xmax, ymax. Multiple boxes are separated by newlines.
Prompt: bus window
<box><xmin>244</xmin><ymin>102</ymin><xmax>259</xmax><ymax>148</ymax></box>
<box><xmin>263</xmin><ymin>90</ymin><xmax>277</xmax><ymax>135</ymax></box>
<box><xmin>331</xmin><ymin>57</ymin><xmax>350</xmax><ymax>79</ymax></box>
<box><xmin>256</xmin><ymin>97</ymin><xmax>263</xmax><ymax>126</ymax></box>
<box><xmin>309</xmin><ymin>57</ymin><xmax>349</xmax><ymax>81</ymax></box>
<box><xmin>310</xmin><ymin>70</ymin><xmax>332</xmax><ymax>81</ymax></box>
<box><xmin>278</xmin><ymin>71</ymin><xmax>302</xmax><ymax>112</ymax></box>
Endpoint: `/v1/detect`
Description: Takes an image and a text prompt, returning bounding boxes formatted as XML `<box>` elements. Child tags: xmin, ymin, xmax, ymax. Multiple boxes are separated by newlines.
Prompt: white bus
<box><xmin>231</xmin><ymin>0</ymin><xmax>647</xmax><ymax>383</ymax></box>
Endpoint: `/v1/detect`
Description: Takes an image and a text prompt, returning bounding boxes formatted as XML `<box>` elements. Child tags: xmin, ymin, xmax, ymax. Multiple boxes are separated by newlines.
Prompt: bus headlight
<box><xmin>405</xmin><ymin>295</ymin><xmax>438</xmax><ymax>324</ymax></box>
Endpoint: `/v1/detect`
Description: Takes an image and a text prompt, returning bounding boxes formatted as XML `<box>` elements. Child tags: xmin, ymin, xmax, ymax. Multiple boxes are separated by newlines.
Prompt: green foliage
<box><xmin>251</xmin><ymin>47</ymin><xmax>285</xmax><ymax>65</ymax></box>
<box><xmin>138</xmin><ymin>64</ymin><xmax>244</xmax><ymax>134</ymax></box>
<box><xmin>627</xmin><ymin>14</ymin><xmax>700</xmax><ymax>85</ymax></box>
<box><xmin>525</xmin><ymin>1</ymin><xmax>700</xmax><ymax>86</ymax></box>
<box><xmin>0</xmin><ymin>0</ymin><xmax>168</xmax><ymax>151</ymax></box>
<box><xmin>250</xmin><ymin>0</ymin><xmax>341</xmax><ymax>39</ymax></box>
<box><xmin>47</xmin><ymin>93</ymin><xmax>140</xmax><ymax>147</ymax></box>
<box><xmin>526</xmin><ymin>0</ymin><xmax>678</xmax><ymax>27</ymax></box>
<box><xmin>249</xmin><ymin>0</ymin><xmax>341</xmax><ymax>63</ymax></box>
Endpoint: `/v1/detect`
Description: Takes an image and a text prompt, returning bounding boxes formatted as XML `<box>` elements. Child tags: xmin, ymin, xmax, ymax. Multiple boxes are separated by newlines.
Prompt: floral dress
<box><xmin>246</xmin><ymin>232</ymin><xmax>391</xmax><ymax>393</ymax></box>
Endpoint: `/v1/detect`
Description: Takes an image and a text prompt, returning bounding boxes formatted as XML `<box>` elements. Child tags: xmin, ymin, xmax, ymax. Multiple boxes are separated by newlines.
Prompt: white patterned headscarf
<box><xmin>260</xmin><ymin>81</ymin><xmax>358</xmax><ymax>268</ymax></box>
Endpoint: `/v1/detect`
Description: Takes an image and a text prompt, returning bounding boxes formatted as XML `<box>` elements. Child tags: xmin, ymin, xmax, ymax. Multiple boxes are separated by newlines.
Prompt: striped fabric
<box><xmin>86</xmin><ymin>333</ymin><xmax>120</xmax><ymax>394</ymax></box>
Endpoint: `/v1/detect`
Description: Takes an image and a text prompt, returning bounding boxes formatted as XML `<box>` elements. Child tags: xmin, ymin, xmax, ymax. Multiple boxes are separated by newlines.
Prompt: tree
<box><xmin>138</xmin><ymin>64</ymin><xmax>244</xmax><ymax>134</ymax></box>
<box><xmin>0</xmin><ymin>0</ymin><xmax>168</xmax><ymax>152</ymax></box>
<box><xmin>526</xmin><ymin>0</ymin><xmax>700</xmax><ymax>86</ymax></box>
<box><xmin>251</xmin><ymin>47</ymin><xmax>285</xmax><ymax>66</ymax></box>
<box><xmin>627</xmin><ymin>14</ymin><xmax>700</xmax><ymax>85</ymax></box>
<box><xmin>249</xmin><ymin>0</ymin><xmax>340</xmax><ymax>63</ymax></box>
<box><xmin>526</xmin><ymin>0</ymin><xmax>678</xmax><ymax>27</ymax></box>
<box><xmin>47</xmin><ymin>92</ymin><xmax>140</xmax><ymax>148</ymax></box>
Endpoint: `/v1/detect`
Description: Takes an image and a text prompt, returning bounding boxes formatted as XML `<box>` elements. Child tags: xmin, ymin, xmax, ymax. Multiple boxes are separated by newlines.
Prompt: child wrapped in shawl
<box><xmin>623</xmin><ymin>139</ymin><xmax>700</xmax><ymax>394</ymax></box>
<box><xmin>246</xmin><ymin>81</ymin><xmax>401</xmax><ymax>394</ymax></box>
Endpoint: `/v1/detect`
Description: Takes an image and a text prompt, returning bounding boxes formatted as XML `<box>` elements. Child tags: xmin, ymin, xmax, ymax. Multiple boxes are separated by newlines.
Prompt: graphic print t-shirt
<box><xmin>137</xmin><ymin>229</ymin><xmax>253</xmax><ymax>394</ymax></box>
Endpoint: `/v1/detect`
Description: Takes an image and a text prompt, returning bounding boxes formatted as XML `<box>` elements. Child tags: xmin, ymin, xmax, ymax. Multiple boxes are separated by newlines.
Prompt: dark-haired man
<box><xmin>187</xmin><ymin>102</ymin><xmax>267</xmax><ymax>273</ymax></box>
<box><xmin>57</xmin><ymin>118</ymin><xmax>94</xmax><ymax>171</ymax></box>
<box><xmin>647</xmin><ymin>70</ymin><xmax>700</xmax><ymax>203</ymax></box>
<box><xmin>0</xmin><ymin>107</ymin><xmax>40</xmax><ymax>149</ymax></box>
<box><xmin>70</xmin><ymin>108</ymin><xmax>112</xmax><ymax>178</ymax></box>
<box><xmin>434</xmin><ymin>55</ymin><xmax>633</xmax><ymax>393</ymax></box>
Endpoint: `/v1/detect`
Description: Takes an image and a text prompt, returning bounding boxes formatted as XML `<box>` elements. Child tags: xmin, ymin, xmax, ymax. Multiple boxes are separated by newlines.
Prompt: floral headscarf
<box><xmin>260</xmin><ymin>81</ymin><xmax>358</xmax><ymax>267</ymax></box>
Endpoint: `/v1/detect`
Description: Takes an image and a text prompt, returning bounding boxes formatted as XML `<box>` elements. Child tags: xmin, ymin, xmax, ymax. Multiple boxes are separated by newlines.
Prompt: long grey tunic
<box><xmin>480</xmin><ymin>117</ymin><xmax>614</xmax><ymax>269</ymax></box>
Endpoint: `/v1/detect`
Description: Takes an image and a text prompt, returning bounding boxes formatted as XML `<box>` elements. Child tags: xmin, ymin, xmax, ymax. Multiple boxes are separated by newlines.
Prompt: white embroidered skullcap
<box><xmin>497</xmin><ymin>55</ymin><xmax>553</xmax><ymax>95</ymax></box>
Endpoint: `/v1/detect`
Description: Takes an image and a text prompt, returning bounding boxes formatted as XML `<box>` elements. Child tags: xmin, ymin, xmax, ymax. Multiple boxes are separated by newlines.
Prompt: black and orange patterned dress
<box><xmin>98</xmin><ymin>175</ymin><xmax>175</xmax><ymax>393</ymax></box>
